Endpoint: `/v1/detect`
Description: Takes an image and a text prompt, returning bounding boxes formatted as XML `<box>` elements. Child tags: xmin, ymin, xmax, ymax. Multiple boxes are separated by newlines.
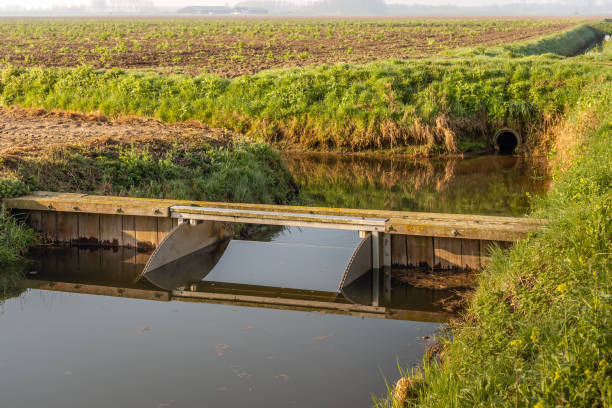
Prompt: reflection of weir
<box><xmin>16</xmin><ymin>247</ymin><xmax>454</xmax><ymax>323</ymax></box>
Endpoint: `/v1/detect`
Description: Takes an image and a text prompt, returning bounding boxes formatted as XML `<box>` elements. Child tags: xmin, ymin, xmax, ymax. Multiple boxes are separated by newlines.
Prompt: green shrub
<box><xmin>0</xmin><ymin>177</ymin><xmax>29</xmax><ymax>200</ymax></box>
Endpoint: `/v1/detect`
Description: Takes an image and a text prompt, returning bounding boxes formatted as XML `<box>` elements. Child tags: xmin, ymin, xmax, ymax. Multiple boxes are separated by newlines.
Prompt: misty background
<box><xmin>0</xmin><ymin>0</ymin><xmax>610</xmax><ymax>16</ymax></box>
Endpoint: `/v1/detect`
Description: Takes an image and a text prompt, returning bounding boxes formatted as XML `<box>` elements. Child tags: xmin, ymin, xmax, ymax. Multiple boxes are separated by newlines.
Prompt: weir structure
<box><xmin>4</xmin><ymin>191</ymin><xmax>545</xmax><ymax>301</ymax></box>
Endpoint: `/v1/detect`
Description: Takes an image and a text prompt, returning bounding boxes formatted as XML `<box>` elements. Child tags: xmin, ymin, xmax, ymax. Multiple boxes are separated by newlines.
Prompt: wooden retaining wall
<box><xmin>29</xmin><ymin>210</ymin><xmax>179</xmax><ymax>250</ymax></box>
<box><xmin>391</xmin><ymin>235</ymin><xmax>510</xmax><ymax>270</ymax></box>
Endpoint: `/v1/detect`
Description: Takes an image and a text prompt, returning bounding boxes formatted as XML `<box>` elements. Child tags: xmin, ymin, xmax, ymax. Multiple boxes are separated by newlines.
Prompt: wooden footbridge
<box><xmin>4</xmin><ymin>191</ymin><xmax>544</xmax><ymax>294</ymax></box>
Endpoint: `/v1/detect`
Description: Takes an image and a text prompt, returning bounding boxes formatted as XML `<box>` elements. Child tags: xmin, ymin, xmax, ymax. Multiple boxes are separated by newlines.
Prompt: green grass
<box><xmin>0</xmin><ymin>55</ymin><xmax>608</xmax><ymax>153</ymax></box>
<box><xmin>5</xmin><ymin>139</ymin><xmax>297</xmax><ymax>205</ymax></box>
<box><xmin>0</xmin><ymin>178</ymin><xmax>36</xmax><ymax>298</ymax></box>
<box><xmin>449</xmin><ymin>23</ymin><xmax>608</xmax><ymax>58</ymax></box>
<box><xmin>376</xmin><ymin>61</ymin><xmax>612</xmax><ymax>407</ymax></box>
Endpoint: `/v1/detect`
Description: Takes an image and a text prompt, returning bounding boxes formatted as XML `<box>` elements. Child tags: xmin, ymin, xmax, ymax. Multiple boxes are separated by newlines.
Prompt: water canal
<box><xmin>0</xmin><ymin>154</ymin><xmax>549</xmax><ymax>407</ymax></box>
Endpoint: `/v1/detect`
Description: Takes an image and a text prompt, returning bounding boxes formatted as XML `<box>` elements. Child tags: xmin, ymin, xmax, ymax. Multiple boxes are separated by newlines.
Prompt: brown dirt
<box><xmin>0</xmin><ymin>18</ymin><xmax>581</xmax><ymax>77</ymax></box>
<box><xmin>0</xmin><ymin>106</ymin><xmax>235</xmax><ymax>159</ymax></box>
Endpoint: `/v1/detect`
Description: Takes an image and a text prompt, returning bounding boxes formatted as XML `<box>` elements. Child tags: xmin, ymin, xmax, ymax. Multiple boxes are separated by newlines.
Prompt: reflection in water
<box><xmin>0</xmin><ymin>242</ymin><xmax>445</xmax><ymax>408</ymax></box>
<box><xmin>144</xmin><ymin>239</ymin><xmax>230</xmax><ymax>291</ymax></box>
<box><xmin>284</xmin><ymin>153</ymin><xmax>550</xmax><ymax>216</ymax></box>
<box><xmin>13</xmin><ymin>247</ymin><xmax>455</xmax><ymax>322</ymax></box>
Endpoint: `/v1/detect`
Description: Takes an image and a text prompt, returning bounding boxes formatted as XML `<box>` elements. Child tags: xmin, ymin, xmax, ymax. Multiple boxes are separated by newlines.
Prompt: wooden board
<box><xmin>391</xmin><ymin>235</ymin><xmax>407</xmax><ymax>267</ymax></box>
<box><xmin>157</xmin><ymin>218</ymin><xmax>175</xmax><ymax>244</ymax></box>
<box><xmin>406</xmin><ymin>236</ymin><xmax>434</xmax><ymax>268</ymax></box>
<box><xmin>100</xmin><ymin>214</ymin><xmax>123</xmax><ymax>247</ymax></box>
<box><xmin>78</xmin><ymin>214</ymin><xmax>100</xmax><ymax>246</ymax></box>
<box><xmin>4</xmin><ymin>192</ymin><xmax>544</xmax><ymax>242</ymax></box>
<box><xmin>134</xmin><ymin>216</ymin><xmax>158</xmax><ymax>250</ymax></box>
<box><xmin>121</xmin><ymin>215</ymin><xmax>136</xmax><ymax>248</ymax></box>
<box><xmin>4</xmin><ymin>192</ymin><xmax>171</xmax><ymax>218</ymax></box>
<box><xmin>29</xmin><ymin>211</ymin><xmax>42</xmax><ymax>233</ymax></box>
<box><xmin>17</xmin><ymin>280</ymin><xmax>170</xmax><ymax>301</ymax></box>
<box><xmin>461</xmin><ymin>239</ymin><xmax>481</xmax><ymax>270</ymax></box>
<box><xmin>434</xmin><ymin>237</ymin><xmax>463</xmax><ymax>270</ymax></box>
<box><xmin>387</xmin><ymin>218</ymin><xmax>535</xmax><ymax>242</ymax></box>
<box><xmin>40</xmin><ymin>211</ymin><xmax>57</xmax><ymax>244</ymax></box>
<box><xmin>56</xmin><ymin>212</ymin><xmax>79</xmax><ymax>245</ymax></box>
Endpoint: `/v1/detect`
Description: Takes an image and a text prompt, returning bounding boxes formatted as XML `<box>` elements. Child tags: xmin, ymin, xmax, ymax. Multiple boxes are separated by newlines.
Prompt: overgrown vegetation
<box><xmin>378</xmin><ymin>40</ymin><xmax>612</xmax><ymax>408</ymax></box>
<box><xmin>1</xmin><ymin>137</ymin><xmax>297</xmax><ymax>204</ymax></box>
<box><xmin>0</xmin><ymin>53</ymin><xmax>608</xmax><ymax>153</ymax></box>
<box><xmin>0</xmin><ymin>178</ymin><xmax>36</xmax><ymax>300</ymax></box>
<box><xmin>0</xmin><ymin>178</ymin><xmax>35</xmax><ymax>265</ymax></box>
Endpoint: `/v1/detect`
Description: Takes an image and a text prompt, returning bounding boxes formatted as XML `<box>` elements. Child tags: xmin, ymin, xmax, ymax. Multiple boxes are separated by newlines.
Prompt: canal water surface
<box><xmin>0</xmin><ymin>154</ymin><xmax>549</xmax><ymax>408</ymax></box>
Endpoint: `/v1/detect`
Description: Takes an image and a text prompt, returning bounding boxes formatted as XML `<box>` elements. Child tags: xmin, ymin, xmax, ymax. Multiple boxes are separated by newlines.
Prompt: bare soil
<box><xmin>0</xmin><ymin>18</ymin><xmax>580</xmax><ymax>77</ymax></box>
<box><xmin>0</xmin><ymin>107</ymin><xmax>234</xmax><ymax>158</ymax></box>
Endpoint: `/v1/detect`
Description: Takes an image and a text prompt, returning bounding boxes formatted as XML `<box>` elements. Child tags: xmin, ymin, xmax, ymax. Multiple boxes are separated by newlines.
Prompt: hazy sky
<box><xmin>0</xmin><ymin>0</ymin><xmax>599</xmax><ymax>8</ymax></box>
<box><xmin>0</xmin><ymin>0</ymin><xmax>608</xmax><ymax>8</ymax></box>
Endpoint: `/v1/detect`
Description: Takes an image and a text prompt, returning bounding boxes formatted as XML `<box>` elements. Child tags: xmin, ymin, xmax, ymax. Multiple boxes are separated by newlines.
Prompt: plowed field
<box><xmin>0</xmin><ymin>17</ymin><xmax>580</xmax><ymax>76</ymax></box>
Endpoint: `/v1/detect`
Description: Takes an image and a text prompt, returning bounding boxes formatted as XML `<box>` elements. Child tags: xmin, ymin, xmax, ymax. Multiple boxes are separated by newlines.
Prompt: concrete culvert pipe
<box><xmin>494</xmin><ymin>129</ymin><xmax>521</xmax><ymax>155</ymax></box>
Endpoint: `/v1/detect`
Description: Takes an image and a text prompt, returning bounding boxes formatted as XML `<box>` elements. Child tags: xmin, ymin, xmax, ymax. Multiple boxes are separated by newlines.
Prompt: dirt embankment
<box><xmin>0</xmin><ymin>107</ymin><xmax>235</xmax><ymax>159</ymax></box>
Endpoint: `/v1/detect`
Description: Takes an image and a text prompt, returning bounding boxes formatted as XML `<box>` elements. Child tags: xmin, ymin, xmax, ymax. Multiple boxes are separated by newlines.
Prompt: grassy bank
<box><xmin>381</xmin><ymin>64</ymin><xmax>612</xmax><ymax>406</ymax></box>
<box><xmin>0</xmin><ymin>137</ymin><xmax>297</xmax><ymax>285</ymax></box>
<box><xmin>0</xmin><ymin>27</ymin><xmax>609</xmax><ymax>153</ymax></box>
<box><xmin>0</xmin><ymin>179</ymin><xmax>36</xmax><ymax>300</ymax></box>
<box><xmin>2</xmin><ymin>137</ymin><xmax>296</xmax><ymax>205</ymax></box>
<box><xmin>449</xmin><ymin>23</ymin><xmax>608</xmax><ymax>58</ymax></box>
<box><xmin>0</xmin><ymin>178</ymin><xmax>35</xmax><ymax>265</ymax></box>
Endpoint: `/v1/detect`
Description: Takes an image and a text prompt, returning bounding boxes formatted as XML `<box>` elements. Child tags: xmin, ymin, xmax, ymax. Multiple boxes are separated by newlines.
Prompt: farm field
<box><xmin>0</xmin><ymin>17</ymin><xmax>582</xmax><ymax>76</ymax></box>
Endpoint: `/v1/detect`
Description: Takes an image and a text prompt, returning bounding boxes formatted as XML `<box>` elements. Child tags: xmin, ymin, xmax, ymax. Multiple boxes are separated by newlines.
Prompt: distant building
<box><xmin>244</xmin><ymin>8</ymin><xmax>268</xmax><ymax>14</ymax></box>
<box><xmin>178</xmin><ymin>6</ymin><xmax>233</xmax><ymax>15</ymax></box>
<box><xmin>178</xmin><ymin>5</ymin><xmax>268</xmax><ymax>15</ymax></box>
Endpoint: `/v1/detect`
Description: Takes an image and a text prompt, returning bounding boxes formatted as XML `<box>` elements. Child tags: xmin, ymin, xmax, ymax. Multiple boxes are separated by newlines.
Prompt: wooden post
<box><xmin>383</xmin><ymin>233</ymin><xmax>391</xmax><ymax>268</ymax></box>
